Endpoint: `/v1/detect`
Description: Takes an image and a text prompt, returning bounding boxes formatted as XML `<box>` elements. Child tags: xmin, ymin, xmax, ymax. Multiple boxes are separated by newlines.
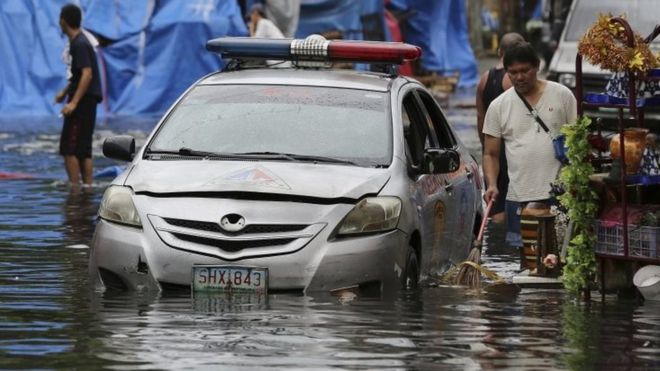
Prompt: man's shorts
<box><xmin>505</xmin><ymin>198</ymin><xmax>557</xmax><ymax>248</ymax></box>
<box><xmin>505</xmin><ymin>200</ymin><xmax>523</xmax><ymax>248</ymax></box>
<box><xmin>59</xmin><ymin>95</ymin><xmax>97</xmax><ymax>159</ymax></box>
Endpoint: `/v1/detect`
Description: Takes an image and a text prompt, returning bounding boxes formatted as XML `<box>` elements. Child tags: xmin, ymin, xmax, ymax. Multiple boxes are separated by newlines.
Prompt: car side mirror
<box><xmin>424</xmin><ymin>148</ymin><xmax>460</xmax><ymax>174</ymax></box>
<box><xmin>103</xmin><ymin>135</ymin><xmax>135</xmax><ymax>162</ymax></box>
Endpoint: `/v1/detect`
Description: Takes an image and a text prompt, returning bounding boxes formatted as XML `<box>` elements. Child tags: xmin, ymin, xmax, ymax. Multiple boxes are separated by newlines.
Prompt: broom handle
<box><xmin>476</xmin><ymin>199</ymin><xmax>494</xmax><ymax>243</ymax></box>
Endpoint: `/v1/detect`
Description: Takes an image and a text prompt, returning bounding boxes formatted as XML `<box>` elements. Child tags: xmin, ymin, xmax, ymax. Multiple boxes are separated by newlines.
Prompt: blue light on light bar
<box><xmin>207</xmin><ymin>38</ymin><xmax>292</xmax><ymax>59</ymax></box>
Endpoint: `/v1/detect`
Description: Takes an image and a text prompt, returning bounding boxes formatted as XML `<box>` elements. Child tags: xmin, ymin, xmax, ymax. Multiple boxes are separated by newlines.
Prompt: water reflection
<box><xmin>1</xmin><ymin>115</ymin><xmax>660</xmax><ymax>369</ymax></box>
<box><xmin>192</xmin><ymin>292</ymin><xmax>269</xmax><ymax>312</ymax></box>
<box><xmin>0</xmin><ymin>181</ymin><xmax>97</xmax><ymax>368</ymax></box>
<box><xmin>564</xmin><ymin>300</ymin><xmax>660</xmax><ymax>370</ymax></box>
<box><xmin>62</xmin><ymin>186</ymin><xmax>98</xmax><ymax>247</ymax></box>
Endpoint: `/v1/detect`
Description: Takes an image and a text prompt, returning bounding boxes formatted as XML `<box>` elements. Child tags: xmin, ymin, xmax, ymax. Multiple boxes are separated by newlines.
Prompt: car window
<box><xmin>564</xmin><ymin>0</ymin><xmax>660</xmax><ymax>42</ymax></box>
<box><xmin>402</xmin><ymin>93</ymin><xmax>431</xmax><ymax>167</ymax></box>
<box><xmin>148</xmin><ymin>85</ymin><xmax>392</xmax><ymax>167</ymax></box>
<box><xmin>415</xmin><ymin>91</ymin><xmax>456</xmax><ymax>149</ymax></box>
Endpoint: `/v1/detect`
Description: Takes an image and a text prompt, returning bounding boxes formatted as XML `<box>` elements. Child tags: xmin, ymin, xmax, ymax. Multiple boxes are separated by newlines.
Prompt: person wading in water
<box><xmin>54</xmin><ymin>4</ymin><xmax>102</xmax><ymax>186</ymax></box>
<box><xmin>476</xmin><ymin>33</ymin><xmax>525</xmax><ymax>226</ymax></box>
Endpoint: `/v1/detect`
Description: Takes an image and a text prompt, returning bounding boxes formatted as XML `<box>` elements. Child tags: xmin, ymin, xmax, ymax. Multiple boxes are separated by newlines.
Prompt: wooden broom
<box><xmin>454</xmin><ymin>199</ymin><xmax>494</xmax><ymax>288</ymax></box>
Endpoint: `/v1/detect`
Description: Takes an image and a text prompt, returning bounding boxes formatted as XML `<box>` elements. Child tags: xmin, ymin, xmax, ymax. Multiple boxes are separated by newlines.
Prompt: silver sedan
<box><xmin>90</xmin><ymin>37</ymin><xmax>483</xmax><ymax>294</ymax></box>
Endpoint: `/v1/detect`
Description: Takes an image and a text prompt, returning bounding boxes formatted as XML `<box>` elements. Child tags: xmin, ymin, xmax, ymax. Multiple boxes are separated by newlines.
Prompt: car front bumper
<box><xmin>89</xmin><ymin>218</ymin><xmax>409</xmax><ymax>293</ymax></box>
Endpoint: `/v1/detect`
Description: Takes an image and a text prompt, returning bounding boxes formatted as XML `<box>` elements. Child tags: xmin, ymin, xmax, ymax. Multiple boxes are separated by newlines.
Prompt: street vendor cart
<box><xmin>575</xmin><ymin>17</ymin><xmax>660</xmax><ymax>299</ymax></box>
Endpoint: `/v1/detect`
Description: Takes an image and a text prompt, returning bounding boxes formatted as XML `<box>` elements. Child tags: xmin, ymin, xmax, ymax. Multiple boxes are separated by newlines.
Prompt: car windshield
<box><xmin>565</xmin><ymin>0</ymin><xmax>660</xmax><ymax>42</ymax></box>
<box><xmin>147</xmin><ymin>84</ymin><xmax>391</xmax><ymax>167</ymax></box>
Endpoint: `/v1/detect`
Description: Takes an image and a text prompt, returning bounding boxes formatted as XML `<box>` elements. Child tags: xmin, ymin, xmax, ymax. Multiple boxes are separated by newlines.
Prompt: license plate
<box><xmin>191</xmin><ymin>265</ymin><xmax>268</xmax><ymax>294</ymax></box>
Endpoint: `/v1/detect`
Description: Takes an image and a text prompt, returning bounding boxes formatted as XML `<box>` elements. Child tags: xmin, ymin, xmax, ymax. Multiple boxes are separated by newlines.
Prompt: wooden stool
<box><xmin>536</xmin><ymin>214</ymin><xmax>560</xmax><ymax>277</ymax></box>
<box><xmin>520</xmin><ymin>202</ymin><xmax>551</xmax><ymax>271</ymax></box>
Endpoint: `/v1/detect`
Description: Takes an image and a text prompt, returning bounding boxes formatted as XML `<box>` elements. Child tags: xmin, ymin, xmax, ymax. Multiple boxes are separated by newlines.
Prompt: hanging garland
<box><xmin>578</xmin><ymin>13</ymin><xmax>659</xmax><ymax>74</ymax></box>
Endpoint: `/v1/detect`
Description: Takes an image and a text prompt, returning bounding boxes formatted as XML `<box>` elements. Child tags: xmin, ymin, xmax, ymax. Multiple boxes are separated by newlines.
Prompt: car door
<box><xmin>400</xmin><ymin>90</ymin><xmax>454</xmax><ymax>275</ymax></box>
<box><xmin>415</xmin><ymin>90</ymin><xmax>478</xmax><ymax>265</ymax></box>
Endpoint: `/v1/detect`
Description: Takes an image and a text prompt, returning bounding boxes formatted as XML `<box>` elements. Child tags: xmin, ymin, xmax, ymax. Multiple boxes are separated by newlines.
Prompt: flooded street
<box><xmin>1</xmin><ymin>110</ymin><xmax>659</xmax><ymax>370</ymax></box>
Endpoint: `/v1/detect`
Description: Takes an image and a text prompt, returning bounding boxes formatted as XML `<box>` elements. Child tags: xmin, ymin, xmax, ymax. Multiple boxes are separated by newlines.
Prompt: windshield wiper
<box><xmin>177</xmin><ymin>147</ymin><xmax>225</xmax><ymax>157</ymax></box>
<box><xmin>238</xmin><ymin>151</ymin><xmax>297</xmax><ymax>161</ymax></box>
<box><xmin>289</xmin><ymin>154</ymin><xmax>360</xmax><ymax>166</ymax></box>
<box><xmin>145</xmin><ymin>147</ymin><xmax>248</xmax><ymax>159</ymax></box>
<box><xmin>145</xmin><ymin>148</ymin><xmax>365</xmax><ymax>166</ymax></box>
<box><xmin>241</xmin><ymin>152</ymin><xmax>359</xmax><ymax>166</ymax></box>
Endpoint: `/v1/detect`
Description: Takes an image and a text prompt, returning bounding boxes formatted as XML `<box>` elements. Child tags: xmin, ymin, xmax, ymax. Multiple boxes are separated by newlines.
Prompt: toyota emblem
<box><xmin>220</xmin><ymin>213</ymin><xmax>246</xmax><ymax>232</ymax></box>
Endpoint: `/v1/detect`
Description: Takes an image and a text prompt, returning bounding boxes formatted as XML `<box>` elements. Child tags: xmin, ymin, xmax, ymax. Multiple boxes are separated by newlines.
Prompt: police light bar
<box><xmin>206</xmin><ymin>35</ymin><xmax>421</xmax><ymax>64</ymax></box>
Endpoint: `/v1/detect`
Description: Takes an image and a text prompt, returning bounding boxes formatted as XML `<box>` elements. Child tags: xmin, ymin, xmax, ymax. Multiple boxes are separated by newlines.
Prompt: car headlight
<box><xmin>98</xmin><ymin>186</ymin><xmax>142</xmax><ymax>227</ymax></box>
<box><xmin>558</xmin><ymin>73</ymin><xmax>575</xmax><ymax>88</ymax></box>
<box><xmin>336</xmin><ymin>197</ymin><xmax>401</xmax><ymax>236</ymax></box>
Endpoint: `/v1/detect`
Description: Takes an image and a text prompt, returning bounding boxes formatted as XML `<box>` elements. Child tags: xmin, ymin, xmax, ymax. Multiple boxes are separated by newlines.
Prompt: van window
<box><xmin>564</xmin><ymin>0</ymin><xmax>659</xmax><ymax>42</ymax></box>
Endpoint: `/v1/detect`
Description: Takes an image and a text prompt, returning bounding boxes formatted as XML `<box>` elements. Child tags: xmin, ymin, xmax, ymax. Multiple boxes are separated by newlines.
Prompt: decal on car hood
<box><xmin>126</xmin><ymin>161</ymin><xmax>390</xmax><ymax>199</ymax></box>
<box><xmin>207</xmin><ymin>166</ymin><xmax>291</xmax><ymax>190</ymax></box>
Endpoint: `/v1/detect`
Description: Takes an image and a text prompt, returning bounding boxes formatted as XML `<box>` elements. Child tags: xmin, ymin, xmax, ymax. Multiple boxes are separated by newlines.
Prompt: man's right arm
<box><xmin>482</xmin><ymin>134</ymin><xmax>501</xmax><ymax>203</ymax></box>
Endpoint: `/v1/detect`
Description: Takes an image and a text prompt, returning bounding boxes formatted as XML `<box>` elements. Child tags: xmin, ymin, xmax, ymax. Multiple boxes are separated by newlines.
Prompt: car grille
<box><xmin>148</xmin><ymin>215</ymin><xmax>325</xmax><ymax>260</ymax></box>
<box><xmin>163</xmin><ymin>217</ymin><xmax>307</xmax><ymax>235</ymax></box>
<box><xmin>172</xmin><ymin>233</ymin><xmax>296</xmax><ymax>252</ymax></box>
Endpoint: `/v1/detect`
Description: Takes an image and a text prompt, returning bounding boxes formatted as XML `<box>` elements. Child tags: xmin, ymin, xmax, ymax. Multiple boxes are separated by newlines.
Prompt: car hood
<box><xmin>125</xmin><ymin>160</ymin><xmax>390</xmax><ymax>200</ymax></box>
<box><xmin>550</xmin><ymin>43</ymin><xmax>603</xmax><ymax>75</ymax></box>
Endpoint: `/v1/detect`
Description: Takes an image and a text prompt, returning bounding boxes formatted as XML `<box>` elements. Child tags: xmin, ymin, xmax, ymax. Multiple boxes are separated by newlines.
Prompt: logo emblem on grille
<box><xmin>220</xmin><ymin>214</ymin><xmax>246</xmax><ymax>232</ymax></box>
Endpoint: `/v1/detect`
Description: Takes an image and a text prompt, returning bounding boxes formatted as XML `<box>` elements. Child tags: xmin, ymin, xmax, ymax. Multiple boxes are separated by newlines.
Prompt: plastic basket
<box><xmin>595</xmin><ymin>221</ymin><xmax>624</xmax><ymax>256</ymax></box>
<box><xmin>629</xmin><ymin>225</ymin><xmax>660</xmax><ymax>258</ymax></box>
<box><xmin>595</xmin><ymin>221</ymin><xmax>660</xmax><ymax>258</ymax></box>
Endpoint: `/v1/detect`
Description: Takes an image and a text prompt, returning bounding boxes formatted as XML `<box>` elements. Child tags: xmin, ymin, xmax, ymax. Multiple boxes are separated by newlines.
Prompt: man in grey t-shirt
<box><xmin>482</xmin><ymin>43</ymin><xmax>577</xmax><ymax>261</ymax></box>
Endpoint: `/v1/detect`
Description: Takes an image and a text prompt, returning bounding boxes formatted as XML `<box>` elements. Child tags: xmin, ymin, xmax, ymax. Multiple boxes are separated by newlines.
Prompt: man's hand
<box><xmin>63</xmin><ymin>68</ymin><xmax>90</xmax><ymax>116</ymax></box>
<box><xmin>54</xmin><ymin>89</ymin><xmax>67</xmax><ymax>104</ymax></box>
<box><xmin>61</xmin><ymin>102</ymin><xmax>77</xmax><ymax>117</ymax></box>
<box><xmin>484</xmin><ymin>185</ymin><xmax>499</xmax><ymax>204</ymax></box>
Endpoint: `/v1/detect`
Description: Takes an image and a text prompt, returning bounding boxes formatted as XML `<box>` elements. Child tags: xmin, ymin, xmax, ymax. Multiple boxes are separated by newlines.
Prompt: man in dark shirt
<box><xmin>475</xmin><ymin>33</ymin><xmax>525</xmax><ymax>223</ymax></box>
<box><xmin>54</xmin><ymin>4</ymin><xmax>102</xmax><ymax>186</ymax></box>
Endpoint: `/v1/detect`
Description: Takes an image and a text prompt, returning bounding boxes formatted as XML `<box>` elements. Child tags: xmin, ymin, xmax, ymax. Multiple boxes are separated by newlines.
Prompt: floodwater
<box><xmin>1</xmin><ymin>110</ymin><xmax>659</xmax><ymax>370</ymax></box>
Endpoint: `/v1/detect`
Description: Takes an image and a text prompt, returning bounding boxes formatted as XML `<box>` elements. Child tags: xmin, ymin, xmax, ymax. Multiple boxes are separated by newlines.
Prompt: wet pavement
<box><xmin>1</xmin><ymin>110</ymin><xmax>660</xmax><ymax>370</ymax></box>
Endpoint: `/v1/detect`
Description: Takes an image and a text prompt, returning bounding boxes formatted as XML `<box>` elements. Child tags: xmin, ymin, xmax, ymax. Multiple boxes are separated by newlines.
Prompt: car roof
<box><xmin>198</xmin><ymin>68</ymin><xmax>399</xmax><ymax>92</ymax></box>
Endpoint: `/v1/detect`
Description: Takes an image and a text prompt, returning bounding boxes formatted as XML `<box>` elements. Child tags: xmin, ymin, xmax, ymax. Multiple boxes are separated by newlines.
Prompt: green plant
<box><xmin>558</xmin><ymin>116</ymin><xmax>599</xmax><ymax>294</ymax></box>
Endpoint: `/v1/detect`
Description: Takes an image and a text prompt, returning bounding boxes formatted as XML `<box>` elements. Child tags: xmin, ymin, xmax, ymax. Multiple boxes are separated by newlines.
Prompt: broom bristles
<box><xmin>454</xmin><ymin>200</ymin><xmax>492</xmax><ymax>289</ymax></box>
<box><xmin>454</xmin><ymin>246</ymin><xmax>482</xmax><ymax>289</ymax></box>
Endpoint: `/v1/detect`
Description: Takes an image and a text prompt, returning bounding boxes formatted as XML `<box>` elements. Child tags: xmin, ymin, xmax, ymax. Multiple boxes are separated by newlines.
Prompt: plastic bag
<box><xmin>552</xmin><ymin>135</ymin><xmax>568</xmax><ymax>164</ymax></box>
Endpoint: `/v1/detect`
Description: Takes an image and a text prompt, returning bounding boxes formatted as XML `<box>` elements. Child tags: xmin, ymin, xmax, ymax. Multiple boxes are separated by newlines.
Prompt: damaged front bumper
<box><xmin>89</xmin><ymin>218</ymin><xmax>409</xmax><ymax>293</ymax></box>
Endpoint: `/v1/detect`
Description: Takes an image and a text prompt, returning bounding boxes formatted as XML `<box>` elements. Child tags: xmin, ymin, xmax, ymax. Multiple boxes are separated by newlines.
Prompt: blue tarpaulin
<box><xmin>295</xmin><ymin>0</ymin><xmax>387</xmax><ymax>41</ymax></box>
<box><xmin>0</xmin><ymin>0</ymin><xmax>246</xmax><ymax>117</ymax></box>
<box><xmin>94</xmin><ymin>1</ymin><xmax>246</xmax><ymax>114</ymax></box>
<box><xmin>1</xmin><ymin>0</ymin><xmax>477</xmax><ymax>117</ymax></box>
<box><xmin>389</xmin><ymin>0</ymin><xmax>478</xmax><ymax>87</ymax></box>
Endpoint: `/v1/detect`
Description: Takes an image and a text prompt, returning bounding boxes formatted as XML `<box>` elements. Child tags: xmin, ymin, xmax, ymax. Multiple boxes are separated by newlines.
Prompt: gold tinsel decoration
<box><xmin>578</xmin><ymin>13</ymin><xmax>659</xmax><ymax>74</ymax></box>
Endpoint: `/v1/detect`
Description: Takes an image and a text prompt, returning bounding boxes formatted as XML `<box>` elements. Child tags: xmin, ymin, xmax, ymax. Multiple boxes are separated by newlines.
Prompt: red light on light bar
<box><xmin>328</xmin><ymin>41</ymin><xmax>421</xmax><ymax>63</ymax></box>
<box><xmin>207</xmin><ymin>35</ymin><xmax>422</xmax><ymax>65</ymax></box>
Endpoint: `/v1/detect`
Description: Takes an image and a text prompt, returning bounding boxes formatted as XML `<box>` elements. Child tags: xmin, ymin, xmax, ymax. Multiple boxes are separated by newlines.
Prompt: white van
<box><xmin>548</xmin><ymin>0</ymin><xmax>659</xmax><ymax>97</ymax></box>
